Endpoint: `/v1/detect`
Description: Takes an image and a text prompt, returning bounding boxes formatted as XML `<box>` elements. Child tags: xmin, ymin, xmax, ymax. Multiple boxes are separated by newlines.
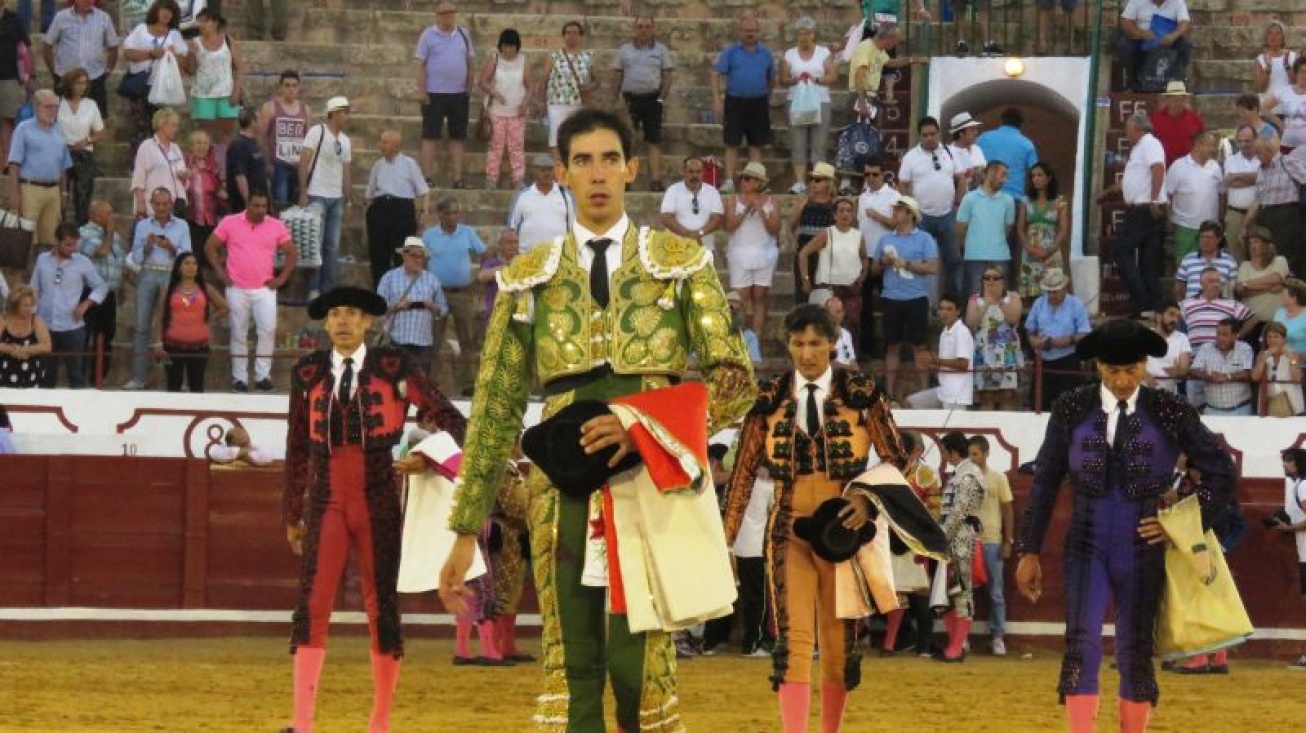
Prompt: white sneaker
<box><xmin>121</xmin><ymin>379</ymin><xmax>145</xmax><ymax>391</ymax></box>
<box><xmin>992</xmin><ymin>637</ymin><xmax>1007</xmax><ymax>656</ymax></box>
<box><xmin>1289</xmin><ymin>655</ymin><xmax>1306</xmax><ymax>670</ymax></box>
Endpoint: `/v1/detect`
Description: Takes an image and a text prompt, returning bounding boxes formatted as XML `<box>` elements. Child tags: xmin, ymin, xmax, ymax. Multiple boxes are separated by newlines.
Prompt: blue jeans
<box><xmin>133</xmin><ymin>269</ymin><xmax>171</xmax><ymax>383</ymax></box>
<box><xmin>982</xmin><ymin>541</ymin><xmax>1007</xmax><ymax>638</ymax></box>
<box><xmin>45</xmin><ymin>326</ymin><xmax>87</xmax><ymax>389</ymax></box>
<box><xmin>271</xmin><ymin>160</ymin><xmax>300</xmax><ymax>210</ymax></box>
<box><xmin>309</xmin><ymin>196</ymin><xmax>344</xmax><ymax>293</ymax></box>
<box><xmin>963</xmin><ymin>259</ymin><xmax>1010</xmax><ymax>300</ymax></box>
<box><xmin>17</xmin><ymin>0</ymin><xmax>54</xmax><ymax>33</ymax></box>
<box><xmin>920</xmin><ymin>211</ymin><xmax>961</xmax><ymax>298</ymax></box>
<box><xmin>1203</xmin><ymin>402</ymin><xmax>1253</xmax><ymax>416</ymax></box>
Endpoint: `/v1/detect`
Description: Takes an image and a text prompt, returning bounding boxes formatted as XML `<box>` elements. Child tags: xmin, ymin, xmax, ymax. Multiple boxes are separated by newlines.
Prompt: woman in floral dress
<box><xmin>1016</xmin><ymin>162</ymin><xmax>1070</xmax><ymax>300</ymax></box>
<box><xmin>965</xmin><ymin>264</ymin><xmax>1024</xmax><ymax>410</ymax></box>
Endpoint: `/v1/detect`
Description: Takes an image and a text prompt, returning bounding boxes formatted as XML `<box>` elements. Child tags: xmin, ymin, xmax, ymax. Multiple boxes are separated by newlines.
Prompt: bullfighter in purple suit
<box><xmin>1015</xmin><ymin>319</ymin><xmax>1235</xmax><ymax>733</ymax></box>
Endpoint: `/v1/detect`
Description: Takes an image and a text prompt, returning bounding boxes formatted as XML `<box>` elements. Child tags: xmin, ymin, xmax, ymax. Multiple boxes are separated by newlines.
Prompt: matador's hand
<box><xmin>286</xmin><ymin>523</ymin><xmax>305</xmax><ymax>556</ymax></box>
<box><xmin>579</xmin><ymin>413</ymin><xmax>637</xmax><ymax>468</ymax></box>
<box><xmin>1016</xmin><ymin>554</ymin><xmax>1042</xmax><ymax>604</ymax></box>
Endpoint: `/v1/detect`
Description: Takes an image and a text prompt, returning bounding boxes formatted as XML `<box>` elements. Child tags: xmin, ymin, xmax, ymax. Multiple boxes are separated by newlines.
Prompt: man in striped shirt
<box><xmin>1180</xmin><ymin>267</ymin><xmax>1257</xmax><ymax>409</ymax></box>
<box><xmin>1247</xmin><ymin>135</ymin><xmax>1306</xmax><ymax>275</ymax></box>
<box><xmin>377</xmin><ymin>237</ymin><xmax>448</xmax><ymax>376</ymax></box>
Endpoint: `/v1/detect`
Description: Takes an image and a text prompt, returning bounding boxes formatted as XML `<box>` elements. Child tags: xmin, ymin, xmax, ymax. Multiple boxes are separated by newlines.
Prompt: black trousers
<box><xmin>1112</xmin><ymin>205</ymin><xmax>1164</xmax><ymax>316</ymax></box>
<box><xmin>1039</xmin><ymin>355</ymin><xmax>1083</xmax><ymax>412</ymax></box>
<box><xmin>736</xmin><ymin>556</ymin><xmax>771</xmax><ymax>652</ymax></box>
<box><xmin>1258</xmin><ymin>203</ymin><xmax>1303</xmax><ymax>276</ymax></box>
<box><xmin>83</xmin><ymin>291</ymin><xmax>116</xmax><ymax>384</ymax></box>
<box><xmin>366</xmin><ymin>196</ymin><xmax>417</xmax><ymax>289</ymax></box>
<box><xmin>164</xmin><ymin>344</ymin><xmax>209</xmax><ymax>393</ymax></box>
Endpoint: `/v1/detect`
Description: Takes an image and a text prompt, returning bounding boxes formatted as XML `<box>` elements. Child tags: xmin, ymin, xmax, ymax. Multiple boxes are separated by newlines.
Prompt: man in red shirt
<box><xmin>1149</xmin><ymin>81</ymin><xmax>1204</xmax><ymax>166</ymax></box>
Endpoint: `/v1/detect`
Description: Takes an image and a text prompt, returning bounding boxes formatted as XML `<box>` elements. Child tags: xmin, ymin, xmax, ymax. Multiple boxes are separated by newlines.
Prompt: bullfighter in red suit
<box><xmin>282</xmin><ymin>286</ymin><xmax>466</xmax><ymax>733</ymax></box>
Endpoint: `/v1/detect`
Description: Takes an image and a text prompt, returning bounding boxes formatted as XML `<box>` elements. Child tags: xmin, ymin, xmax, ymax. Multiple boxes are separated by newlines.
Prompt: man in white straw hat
<box><xmin>1025</xmin><ymin>266</ymin><xmax>1090</xmax><ymax>410</ymax></box>
<box><xmin>947</xmin><ymin>111</ymin><xmax>987</xmax><ymax>188</ymax></box>
<box><xmin>298</xmin><ymin>95</ymin><xmax>353</xmax><ymax>299</ymax></box>
<box><xmin>1150</xmin><ymin>81</ymin><xmax>1204</xmax><ymax>166</ymax></box>
<box><xmin>377</xmin><ymin>236</ymin><xmax>448</xmax><ymax>374</ymax></box>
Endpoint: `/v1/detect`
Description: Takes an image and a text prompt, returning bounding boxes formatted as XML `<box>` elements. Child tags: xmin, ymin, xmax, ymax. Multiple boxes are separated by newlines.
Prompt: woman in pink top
<box><xmin>152</xmin><ymin>252</ymin><xmax>228</xmax><ymax>392</ymax></box>
<box><xmin>185</xmin><ymin>130</ymin><xmax>226</xmax><ymax>275</ymax></box>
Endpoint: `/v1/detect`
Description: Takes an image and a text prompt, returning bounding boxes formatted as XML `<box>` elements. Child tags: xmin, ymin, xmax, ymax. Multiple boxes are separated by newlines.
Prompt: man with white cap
<box><xmin>298</xmin><ymin>95</ymin><xmax>353</xmax><ymax>299</ymax></box>
<box><xmin>365</xmin><ymin>129</ymin><xmax>430</xmax><ymax>289</ymax></box>
<box><xmin>947</xmin><ymin>111</ymin><xmax>987</xmax><ymax>190</ymax></box>
<box><xmin>507</xmin><ymin>154</ymin><xmax>573</xmax><ymax>252</ymax></box>
<box><xmin>873</xmin><ymin>195</ymin><xmax>939</xmax><ymax>398</ymax></box>
<box><xmin>377</xmin><ymin>237</ymin><xmax>448</xmax><ymax>375</ymax></box>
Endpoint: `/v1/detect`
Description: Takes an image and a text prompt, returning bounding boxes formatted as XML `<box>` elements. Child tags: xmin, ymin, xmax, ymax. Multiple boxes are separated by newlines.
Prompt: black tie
<box><xmin>1113</xmin><ymin>400</ymin><xmax>1128</xmax><ymax>452</ymax></box>
<box><xmin>339</xmin><ymin>357</ymin><xmax>355</xmax><ymax>405</ymax></box>
<box><xmin>588</xmin><ymin>238</ymin><xmax>613</xmax><ymax>308</ymax></box>
<box><xmin>806</xmin><ymin>383</ymin><xmax>820</xmax><ymax>436</ymax></box>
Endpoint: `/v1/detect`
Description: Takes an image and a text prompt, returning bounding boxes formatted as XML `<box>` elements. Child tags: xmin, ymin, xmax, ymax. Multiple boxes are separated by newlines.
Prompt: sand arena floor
<box><xmin>2</xmin><ymin>636</ymin><xmax>1302</xmax><ymax>732</ymax></box>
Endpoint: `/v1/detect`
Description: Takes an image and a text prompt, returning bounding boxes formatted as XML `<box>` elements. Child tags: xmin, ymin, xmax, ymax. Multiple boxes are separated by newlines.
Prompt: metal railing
<box><xmin>899</xmin><ymin>0</ymin><xmax>1100</xmax><ymax>59</ymax></box>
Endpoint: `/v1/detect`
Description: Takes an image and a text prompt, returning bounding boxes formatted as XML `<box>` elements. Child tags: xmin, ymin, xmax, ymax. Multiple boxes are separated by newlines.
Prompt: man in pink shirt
<box><xmin>204</xmin><ymin>190</ymin><xmax>298</xmax><ymax>392</ymax></box>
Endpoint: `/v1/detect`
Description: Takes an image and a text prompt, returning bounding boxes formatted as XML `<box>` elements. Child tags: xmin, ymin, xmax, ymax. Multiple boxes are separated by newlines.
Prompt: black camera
<box><xmin>1263</xmin><ymin>509</ymin><xmax>1292</xmax><ymax>528</ymax></box>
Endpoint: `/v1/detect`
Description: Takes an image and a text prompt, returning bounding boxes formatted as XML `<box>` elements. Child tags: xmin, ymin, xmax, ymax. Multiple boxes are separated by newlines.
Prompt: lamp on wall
<box><xmin>1003</xmin><ymin>57</ymin><xmax>1026</xmax><ymax>78</ymax></box>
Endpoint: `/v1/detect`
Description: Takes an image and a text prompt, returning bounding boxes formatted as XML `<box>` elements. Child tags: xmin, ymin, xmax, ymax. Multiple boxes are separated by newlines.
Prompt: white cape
<box><xmin>397</xmin><ymin>432</ymin><xmax>486</xmax><ymax>593</ymax></box>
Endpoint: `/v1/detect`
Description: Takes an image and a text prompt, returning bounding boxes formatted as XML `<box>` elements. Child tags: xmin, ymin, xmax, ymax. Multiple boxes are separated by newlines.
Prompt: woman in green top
<box><xmin>1017</xmin><ymin>161</ymin><xmax>1071</xmax><ymax>300</ymax></box>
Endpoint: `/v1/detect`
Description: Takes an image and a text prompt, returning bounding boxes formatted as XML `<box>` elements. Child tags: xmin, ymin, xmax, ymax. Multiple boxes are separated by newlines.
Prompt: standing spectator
<box><xmin>508</xmin><ymin>155</ymin><xmax>571</xmax><ymax>252</ymax></box>
<box><xmin>848</xmin><ymin>25</ymin><xmax>914</xmax><ymax>109</ymax></box>
<box><xmin>789</xmin><ymin>162</ymin><xmax>837</xmax><ymax>298</ymax></box>
<box><xmin>1025</xmin><ymin>268</ymin><xmax>1090</xmax><ymax>411</ymax></box>
<box><xmin>1017</xmin><ymin>162</ymin><xmax>1070</xmax><ymax>301</ymax></box>
<box><xmin>874</xmin><ymin>197</ymin><xmax>938</xmax><ymax>398</ymax></box>
<box><xmin>78</xmin><ymin>199</ymin><xmax>121</xmax><ymax>382</ymax></box>
<box><xmin>479</xmin><ymin>28</ymin><xmax>534</xmax><ymax>191</ymax></box>
<box><xmin>225</xmin><ymin>107</ymin><xmax>267</xmax><ymax>214</ymax></box>
<box><xmin>976</xmin><ymin>107</ymin><xmax>1038</xmax><ymax>204</ymax></box>
<box><xmin>730</xmin><ymin>464</ymin><xmax>774</xmax><ymax>656</ymax></box>
<box><xmin>858</xmin><ymin>157</ymin><xmax>900</xmax><ymax>254</ymax></box>
<box><xmin>1247</xmin><ymin>137</ymin><xmax>1305</xmax><ymax>276</ymax></box>
<box><xmin>298</xmin><ymin>96</ymin><xmax>352</xmax><ymax>300</ymax></box>
<box><xmin>541</xmin><ymin>21</ymin><xmax>596</xmax><ymax>162</ymax></box>
<box><xmin>415</xmin><ymin>3</ymin><xmax>474</xmax><ymax>188</ymax></box>
<box><xmin>183</xmin><ymin>130</ymin><xmax>224</xmax><ymax>273</ymax></box>
<box><xmin>1116</xmin><ymin>0</ymin><xmax>1193</xmax><ymax>92</ymax></box>
<box><xmin>377</xmin><ymin>237</ymin><xmax>447</xmax><ymax>376</ymax></box>
<box><xmin>1253</xmin><ymin>321</ymin><xmax>1303</xmax><ymax>416</ymax></box>
<box><xmin>1165</xmin><ymin>131</ymin><xmax>1222</xmax><ymax>263</ymax></box>
<box><xmin>8</xmin><ymin>89</ymin><xmax>70</xmax><ymax>257</ymax></box>
<box><xmin>1174</xmin><ymin>220</ymin><xmax>1237</xmax><ymax>301</ymax></box>
<box><xmin>723</xmin><ymin>162</ymin><xmax>781</xmax><ymax>341</ymax></box>
<box><xmin>966</xmin><ymin>265</ymin><xmax>1023</xmax><ymax>411</ymax></box>
<box><xmin>1150</xmin><ymin>82</ymin><xmax>1204</xmax><ymax>166</ymax></box>
<box><xmin>119</xmin><ymin>1</ymin><xmax>188</xmax><ymax>156</ymax></box>
<box><xmin>1274</xmin><ymin>451</ymin><xmax>1306</xmax><ymax>660</ymax></box>
<box><xmin>611</xmin><ymin>16</ymin><xmax>674</xmax><ymax>191</ymax></box>
<box><xmin>947</xmin><ymin>112</ymin><xmax>987</xmax><ymax>190</ymax></box>
<box><xmin>898</xmin><ymin>116</ymin><xmax>964</xmax><ymax>296</ymax></box>
<box><xmin>0</xmin><ymin>284</ymin><xmax>50</xmax><ymax>387</ymax></box>
<box><xmin>476</xmin><ymin>228</ymin><xmax>519</xmax><ymax>313</ymax></box>
<box><xmin>781</xmin><ymin>17</ymin><xmax>836</xmax><ymax>194</ymax></box>
<box><xmin>1190</xmin><ymin>318</ymin><xmax>1255</xmax><ymax>415</ymax></box>
<box><xmin>42</xmin><ymin>0</ymin><xmax>118</xmax><ymax>118</ymax></box>
<box><xmin>1256</xmin><ymin>21</ymin><xmax>1295</xmax><ymax>116</ymax></box>
<box><xmin>124</xmin><ymin>187</ymin><xmax>191</xmax><ymax>390</ymax></box>
<box><xmin>257</xmin><ymin>70</ymin><xmax>310</xmax><ymax>212</ymax></box>
<box><xmin>798</xmin><ymin>197</ymin><xmax>869</xmax><ymax>339</ymax></box>
<box><xmin>130</xmin><ymin>106</ymin><xmax>188</xmax><ymax>222</ymax></box>
<box><xmin>711</xmin><ymin>14</ymin><xmax>773</xmax><ymax>192</ymax></box>
<box><xmin>1097</xmin><ymin>111</ymin><xmax>1166</xmax><ymax>318</ymax></box>
<box><xmin>1235</xmin><ymin>227</ymin><xmax>1290</xmax><ymax>331</ymax></box>
<box><xmin>1234</xmin><ymin>93</ymin><xmax>1279</xmax><ymax>140</ymax></box>
<box><xmin>726</xmin><ymin>289</ymin><xmax>763</xmax><ymax>366</ymax></box>
<box><xmin>956</xmin><ymin>161</ymin><xmax>1016</xmax><ymax>297</ymax></box>
<box><xmin>246</xmin><ymin>0</ymin><xmax>287</xmax><ymax>41</ymax></box>
<box><xmin>188</xmin><ymin>8</ymin><xmax>241</xmax><ymax>146</ymax></box>
<box><xmin>364</xmin><ymin>129</ymin><xmax>429</xmax><ymax>290</ymax></box>
<box><xmin>30</xmin><ymin>222</ymin><xmax>105</xmax><ymax>388</ymax></box>
<box><xmin>1223</xmin><ymin>125</ymin><xmax>1260</xmax><ymax>260</ymax></box>
<box><xmin>151</xmin><ymin>251</ymin><xmax>227</xmax><ymax>393</ymax></box>
<box><xmin>423</xmin><ymin>195</ymin><xmax>485</xmax><ymax>397</ymax></box>
<box><xmin>907</xmin><ymin>292</ymin><xmax>973</xmax><ymax>410</ymax></box>
<box><xmin>56</xmin><ymin>67</ymin><xmax>102</xmax><ymax>225</ymax></box>
<box><xmin>1274</xmin><ymin>279</ymin><xmax>1306</xmax><ymax>355</ymax></box>
<box><xmin>1145</xmin><ymin>300</ymin><xmax>1190</xmax><ymax>394</ymax></box>
<box><xmin>968</xmin><ymin>435</ymin><xmax>1013</xmax><ymax>656</ymax></box>
<box><xmin>204</xmin><ymin>191</ymin><xmax>296</xmax><ymax>392</ymax></box>
<box><xmin>660</xmin><ymin>155</ymin><xmax>725</xmax><ymax>255</ymax></box>
<box><xmin>0</xmin><ymin>2</ymin><xmax>28</xmax><ymax>167</ymax></box>
<box><xmin>1265</xmin><ymin>58</ymin><xmax>1306</xmax><ymax>153</ymax></box>
<box><xmin>825</xmin><ymin>296</ymin><xmax>857</xmax><ymax>366</ymax></box>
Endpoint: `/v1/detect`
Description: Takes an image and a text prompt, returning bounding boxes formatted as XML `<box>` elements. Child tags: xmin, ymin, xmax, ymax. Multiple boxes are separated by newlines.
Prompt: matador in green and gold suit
<box><xmin>448</xmin><ymin>219</ymin><xmax>756</xmax><ymax>733</ymax></box>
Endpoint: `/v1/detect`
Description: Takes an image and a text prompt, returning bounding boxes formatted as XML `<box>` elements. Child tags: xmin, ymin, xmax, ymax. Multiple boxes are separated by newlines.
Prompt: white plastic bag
<box><xmin>789</xmin><ymin>81</ymin><xmax>822</xmax><ymax>127</ymax></box>
<box><xmin>148</xmin><ymin>52</ymin><xmax>187</xmax><ymax>106</ymax></box>
<box><xmin>280</xmin><ymin>205</ymin><xmax>324</xmax><ymax>268</ymax></box>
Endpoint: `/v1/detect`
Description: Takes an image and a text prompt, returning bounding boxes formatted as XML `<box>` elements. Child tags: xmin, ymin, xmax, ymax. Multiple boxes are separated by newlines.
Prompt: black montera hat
<box><xmin>521</xmin><ymin>400</ymin><xmax>642</xmax><ymax>499</ymax></box>
<box><xmin>793</xmin><ymin>497</ymin><xmax>877</xmax><ymax>563</ymax></box>
<box><xmin>1075</xmin><ymin>318</ymin><xmax>1169</xmax><ymax>366</ymax></box>
<box><xmin>307</xmin><ymin>287</ymin><xmax>388</xmax><ymax>320</ymax></box>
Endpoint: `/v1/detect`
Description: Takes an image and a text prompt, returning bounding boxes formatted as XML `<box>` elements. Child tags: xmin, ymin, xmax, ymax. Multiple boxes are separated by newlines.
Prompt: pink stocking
<box><xmin>368</xmin><ymin>652</ymin><xmax>401</xmax><ymax>733</ymax></box>
<box><xmin>477</xmin><ymin>619</ymin><xmax>503</xmax><ymax>660</ymax></box>
<box><xmin>291</xmin><ymin>647</ymin><xmax>327</xmax><ymax>733</ymax></box>
<box><xmin>455</xmin><ymin>619</ymin><xmax>474</xmax><ymax>659</ymax></box>
<box><xmin>821</xmin><ymin>684</ymin><xmax>849</xmax><ymax>733</ymax></box>
<box><xmin>778</xmin><ymin>682</ymin><xmax>811</xmax><ymax>733</ymax></box>
<box><xmin>882</xmin><ymin>609</ymin><xmax>905</xmax><ymax>651</ymax></box>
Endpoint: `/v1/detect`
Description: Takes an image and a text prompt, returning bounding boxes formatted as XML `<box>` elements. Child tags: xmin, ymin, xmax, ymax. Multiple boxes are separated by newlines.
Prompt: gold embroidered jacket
<box><xmin>449</xmin><ymin>227</ymin><xmax>757</xmax><ymax>533</ymax></box>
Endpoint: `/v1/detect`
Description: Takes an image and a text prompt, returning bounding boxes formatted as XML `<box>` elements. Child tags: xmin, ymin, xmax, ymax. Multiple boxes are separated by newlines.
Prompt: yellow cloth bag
<box><xmin>1154</xmin><ymin>495</ymin><xmax>1254</xmax><ymax>660</ymax></box>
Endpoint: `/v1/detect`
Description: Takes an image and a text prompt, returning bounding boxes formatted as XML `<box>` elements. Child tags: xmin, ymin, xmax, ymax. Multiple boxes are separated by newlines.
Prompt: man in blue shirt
<box><xmin>378</xmin><ymin>237</ymin><xmax>448</xmax><ymax>376</ymax></box>
<box><xmin>873</xmin><ymin>196</ymin><xmax>939</xmax><ymax>397</ymax></box>
<box><xmin>710</xmin><ymin>14</ymin><xmax>774</xmax><ymax>192</ymax></box>
<box><xmin>30</xmin><ymin>221</ymin><xmax>107</xmax><ymax>388</ymax></box>
<box><xmin>8</xmin><ymin>89</ymin><xmax>73</xmax><ymax>252</ymax></box>
<box><xmin>124</xmin><ymin>187</ymin><xmax>192</xmax><ymax>390</ymax></box>
<box><xmin>976</xmin><ymin>108</ymin><xmax>1038</xmax><ymax>203</ymax></box>
<box><xmin>422</xmin><ymin>195</ymin><xmax>486</xmax><ymax>396</ymax></box>
<box><xmin>1025</xmin><ymin>267</ymin><xmax>1091</xmax><ymax>411</ymax></box>
<box><xmin>956</xmin><ymin>161</ymin><xmax>1016</xmax><ymax>297</ymax></box>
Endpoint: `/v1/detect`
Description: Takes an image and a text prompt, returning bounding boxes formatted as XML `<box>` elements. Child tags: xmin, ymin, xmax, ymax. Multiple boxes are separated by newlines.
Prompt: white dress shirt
<box><xmin>331</xmin><ymin>343</ymin><xmax>367</xmax><ymax>401</ymax></box>
<box><xmin>1101</xmin><ymin>382</ymin><xmax>1140</xmax><ymax>446</ymax></box>
<box><xmin>794</xmin><ymin>366</ymin><xmax>834</xmax><ymax>434</ymax></box>
<box><xmin>574</xmin><ymin>214</ymin><xmax>630</xmax><ymax>290</ymax></box>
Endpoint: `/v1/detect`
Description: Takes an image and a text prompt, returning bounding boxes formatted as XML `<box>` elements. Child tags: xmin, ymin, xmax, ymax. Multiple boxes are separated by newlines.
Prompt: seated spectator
<box><xmin>1017</xmin><ymin>161</ymin><xmax>1069</xmax><ymax>301</ymax></box>
<box><xmin>56</xmin><ymin>67</ymin><xmax>104</xmax><ymax>225</ymax></box>
<box><xmin>1255</xmin><ymin>20</ymin><xmax>1296</xmax><ymax>119</ymax></box>
<box><xmin>31</xmin><ymin>224</ymin><xmax>106</xmax><ymax>389</ymax></box>
<box><xmin>1026</xmin><ymin>268</ymin><xmax>1090</xmax><ymax>411</ymax></box>
<box><xmin>724</xmin><ymin>162</ymin><xmax>781</xmax><ymax>341</ymax></box>
<box><xmin>508</xmin><ymin>155</ymin><xmax>572</xmax><ymax>252</ymax></box>
<box><xmin>660</xmin><ymin>156</ymin><xmax>725</xmax><ymax>255</ymax></box>
<box><xmin>1253</xmin><ymin>321</ymin><xmax>1304</xmax><ymax>417</ymax></box>
<box><xmin>210</xmin><ymin>425</ymin><xmax>274</xmax><ymax>465</ymax></box>
<box><xmin>1146</xmin><ymin>301</ymin><xmax>1190</xmax><ymax>394</ymax></box>
<box><xmin>956</xmin><ymin>161</ymin><xmax>1016</xmax><ymax>298</ymax></box>
<box><xmin>824</xmin><ymin>295</ymin><xmax>856</xmax><ymax>367</ymax></box>
<box><xmin>1234</xmin><ymin>94</ymin><xmax>1278</xmax><ymax>141</ymax></box>
<box><xmin>476</xmin><ymin>229</ymin><xmax>519</xmax><ymax>313</ymax></box>
<box><xmin>1166</xmin><ymin>132</ymin><xmax>1222</xmax><ymax>263</ymax></box>
<box><xmin>0</xmin><ymin>285</ymin><xmax>51</xmax><ymax>388</ymax></box>
<box><xmin>1175</xmin><ymin>221</ymin><xmax>1238</xmax><ymax>300</ymax></box>
<box><xmin>908</xmin><ymin>292</ymin><xmax>973</xmax><ymax>410</ymax></box>
<box><xmin>378</xmin><ymin>238</ymin><xmax>448</xmax><ymax>377</ymax></box>
<box><xmin>798</xmin><ymin>196</ymin><xmax>869</xmax><ymax>339</ymax></box>
<box><xmin>152</xmin><ymin>251</ymin><xmax>226</xmax><ymax>393</ymax></box>
<box><xmin>1115</xmin><ymin>0</ymin><xmax>1192</xmax><ymax>93</ymax></box>
<box><xmin>966</xmin><ymin>264</ymin><xmax>1023</xmax><ymax>411</ymax></box>
<box><xmin>1190</xmin><ymin>318</ymin><xmax>1255</xmax><ymax>415</ymax></box>
<box><xmin>726</xmin><ymin>290</ymin><xmax>762</xmax><ymax>367</ymax></box>
<box><xmin>1151</xmin><ymin>82</ymin><xmax>1204</xmax><ymax>166</ymax></box>
<box><xmin>1236</xmin><ymin>226</ymin><xmax>1290</xmax><ymax>331</ymax></box>
<box><xmin>1275</xmin><ymin>278</ymin><xmax>1306</xmax><ymax>355</ymax></box>
<box><xmin>1264</xmin><ymin>57</ymin><xmax>1306</xmax><ymax>153</ymax></box>
<box><xmin>1183</xmin><ymin>267</ymin><xmax>1258</xmax><ymax>409</ymax></box>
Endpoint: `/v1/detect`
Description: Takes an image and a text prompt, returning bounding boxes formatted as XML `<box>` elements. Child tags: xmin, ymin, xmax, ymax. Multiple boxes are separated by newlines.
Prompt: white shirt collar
<box><xmin>332</xmin><ymin>343</ymin><xmax>367</xmax><ymax>370</ymax></box>
<box><xmin>794</xmin><ymin>366</ymin><xmax>834</xmax><ymax>396</ymax></box>
<box><xmin>573</xmin><ymin>214</ymin><xmax>630</xmax><ymax>247</ymax></box>
<box><xmin>1100</xmin><ymin>382</ymin><xmax>1141</xmax><ymax>414</ymax></box>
